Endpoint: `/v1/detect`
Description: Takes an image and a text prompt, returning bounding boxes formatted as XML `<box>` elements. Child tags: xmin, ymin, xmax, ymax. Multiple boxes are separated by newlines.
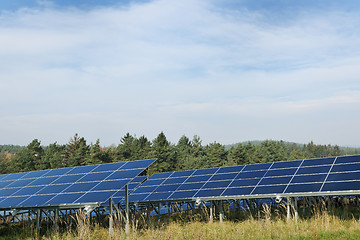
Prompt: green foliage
<box><xmin>65</xmin><ymin>134</ymin><xmax>90</xmax><ymax>167</ymax></box>
<box><xmin>206</xmin><ymin>142</ymin><xmax>227</xmax><ymax>168</ymax></box>
<box><xmin>0</xmin><ymin>134</ymin><xmax>358</xmax><ymax>174</ymax></box>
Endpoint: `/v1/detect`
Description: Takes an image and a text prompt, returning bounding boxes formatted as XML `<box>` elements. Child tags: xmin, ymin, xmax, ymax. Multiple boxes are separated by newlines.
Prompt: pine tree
<box><xmin>206</xmin><ymin>142</ymin><xmax>227</xmax><ymax>168</ymax></box>
<box><xmin>65</xmin><ymin>134</ymin><xmax>89</xmax><ymax>167</ymax></box>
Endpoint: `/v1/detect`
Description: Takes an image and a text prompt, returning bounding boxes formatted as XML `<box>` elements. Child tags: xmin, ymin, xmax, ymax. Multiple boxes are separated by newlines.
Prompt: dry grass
<box><xmin>29</xmin><ymin>211</ymin><xmax>360</xmax><ymax>240</ymax></box>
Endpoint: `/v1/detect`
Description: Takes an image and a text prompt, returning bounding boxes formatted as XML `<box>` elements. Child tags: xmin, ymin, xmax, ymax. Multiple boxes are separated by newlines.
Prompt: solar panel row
<box><xmin>130</xmin><ymin>155</ymin><xmax>360</xmax><ymax>202</ymax></box>
<box><xmin>0</xmin><ymin>159</ymin><xmax>155</xmax><ymax>209</ymax></box>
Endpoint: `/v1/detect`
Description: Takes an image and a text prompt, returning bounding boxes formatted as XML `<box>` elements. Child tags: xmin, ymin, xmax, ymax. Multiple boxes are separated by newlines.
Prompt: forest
<box><xmin>0</xmin><ymin>132</ymin><xmax>359</xmax><ymax>175</ymax></box>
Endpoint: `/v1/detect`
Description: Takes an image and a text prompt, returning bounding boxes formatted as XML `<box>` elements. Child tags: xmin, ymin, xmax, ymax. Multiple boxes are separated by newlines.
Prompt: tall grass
<box><xmin>15</xmin><ymin>212</ymin><xmax>360</xmax><ymax>239</ymax></box>
<box><xmin>3</xmin><ymin>205</ymin><xmax>360</xmax><ymax>240</ymax></box>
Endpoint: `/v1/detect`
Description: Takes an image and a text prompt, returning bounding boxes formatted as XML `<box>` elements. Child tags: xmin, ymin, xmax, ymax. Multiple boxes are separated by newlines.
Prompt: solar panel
<box><xmin>130</xmin><ymin>155</ymin><xmax>360</xmax><ymax>202</ymax></box>
<box><xmin>0</xmin><ymin>159</ymin><xmax>156</xmax><ymax>209</ymax></box>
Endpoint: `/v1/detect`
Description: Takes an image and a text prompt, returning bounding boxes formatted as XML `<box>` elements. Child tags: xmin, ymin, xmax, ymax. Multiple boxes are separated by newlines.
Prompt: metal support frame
<box><xmin>209</xmin><ymin>201</ymin><xmax>213</xmax><ymax>223</ymax></box>
<box><xmin>294</xmin><ymin>197</ymin><xmax>298</xmax><ymax>221</ymax></box>
<box><xmin>287</xmin><ymin>197</ymin><xmax>291</xmax><ymax>221</ymax></box>
<box><xmin>219</xmin><ymin>200</ymin><xmax>224</xmax><ymax>223</ymax></box>
<box><xmin>125</xmin><ymin>184</ymin><xmax>130</xmax><ymax>234</ymax></box>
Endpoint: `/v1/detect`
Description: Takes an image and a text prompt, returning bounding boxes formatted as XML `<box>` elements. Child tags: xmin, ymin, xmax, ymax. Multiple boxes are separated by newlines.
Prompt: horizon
<box><xmin>1</xmin><ymin>136</ymin><xmax>359</xmax><ymax>149</ymax></box>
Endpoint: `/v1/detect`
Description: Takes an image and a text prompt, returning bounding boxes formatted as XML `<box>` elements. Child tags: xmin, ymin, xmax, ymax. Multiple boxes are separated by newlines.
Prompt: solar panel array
<box><xmin>0</xmin><ymin>159</ymin><xmax>155</xmax><ymax>209</ymax></box>
<box><xmin>129</xmin><ymin>155</ymin><xmax>360</xmax><ymax>202</ymax></box>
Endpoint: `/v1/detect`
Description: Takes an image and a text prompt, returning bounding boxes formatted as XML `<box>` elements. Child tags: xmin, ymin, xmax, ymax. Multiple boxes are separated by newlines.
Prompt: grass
<box><xmin>2</xmin><ymin>205</ymin><xmax>360</xmax><ymax>239</ymax></box>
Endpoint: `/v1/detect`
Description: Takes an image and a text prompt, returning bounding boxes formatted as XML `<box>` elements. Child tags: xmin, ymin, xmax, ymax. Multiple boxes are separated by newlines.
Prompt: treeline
<box><xmin>0</xmin><ymin>132</ymin><xmax>357</xmax><ymax>175</ymax></box>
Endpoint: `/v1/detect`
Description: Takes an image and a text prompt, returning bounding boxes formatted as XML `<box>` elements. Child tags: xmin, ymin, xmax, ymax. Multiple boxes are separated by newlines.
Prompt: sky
<box><xmin>0</xmin><ymin>0</ymin><xmax>360</xmax><ymax>147</ymax></box>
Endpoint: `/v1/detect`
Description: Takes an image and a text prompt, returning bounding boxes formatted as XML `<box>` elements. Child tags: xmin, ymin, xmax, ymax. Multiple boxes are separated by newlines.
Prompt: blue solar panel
<box><xmin>149</xmin><ymin>172</ymin><xmax>173</xmax><ymax>179</ymax></box>
<box><xmin>222</xmin><ymin>187</ymin><xmax>253</xmax><ymax>196</ymax></box>
<box><xmin>271</xmin><ymin>160</ymin><xmax>302</xmax><ymax>169</ymax></box>
<box><xmin>301</xmin><ymin>157</ymin><xmax>335</xmax><ymax>166</ymax></box>
<box><xmin>285</xmin><ymin>183</ymin><xmax>322</xmax><ymax>193</ymax></box>
<box><xmin>0</xmin><ymin>158</ymin><xmax>156</xmax><ymax>209</ymax></box>
<box><xmin>229</xmin><ymin>179</ymin><xmax>260</xmax><ymax>188</ymax></box>
<box><xmin>331</xmin><ymin>163</ymin><xmax>360</xmax><ymax>173</ymax></box>
<box><xmin>203</xmin><ymin>180</ymin><xmax>232</xmax><ymax>189</ymax></box>
<box><xmin>185</xmin><ymin>175</ymin><xmax>212</xmax><ymax>183</ymax></box>
<box><xmin>210</xmin><ymin>173</ymin><xmax>238</xmax><ymax>181</ymax></box>
<box><xmin>6</xmin><ymin>179</ymin><xmax>33</xmax><ymax>188</ymax></box>
<box><xmin>243</xmin><ymin>163</ymin><xmax>271</xmax><ymax>171</ymax></box>
<box><xmin>171</xmin><ymin>170</ymin><xmax>195</xmax><ymax>178</ymax></box>
<box><xmin>2</xmin><ymin>172</ymin><xmax>28</xmax><ymax>181</ymax></box>
<box><xmin>47</xmin><ymin>193</ymin><xmax>84</xmax><ymax>205</ymax></box>
<box><xmin>291</xmin><ymin>174</ymin><xmax>327</xmax><ymax>184</ymax></box>
<box><xmin>193</xmin><ymin>168</ymin><xmax>218</xmax><ymax>175</ymax></box>
<box><xmin>20</xmin><ymin>195</ymin><xmax>55</xmax><ymax>207</ymax></box>
<box><xmin>252</xmin><ymin>185</ymin><xmax>287</xmax><ymax>195</ymax></box>
<box><xmin>169</xmin><ymin>190</ymin><xmax>198</xmax><ymax>200</ymax></box>
<box><xmin>141</xmin><ymin>179</ymin><xmax>166</xmax><ymax>187</ymax></box>
<box><xmin>194</xmin><ymin>189</ymin><xmax>224</xmax><ymax>198</ymax></box>
<box><xmin>321</xmin><ymin>181</ymin><xmax>360</xmax><ymax>192</ymax></box>
<box><xmin>163</xmin><ymin>177</ymin><xmax>188</xmax><ymax>185</ymax></box>
<box><xmin>177</xmin><ymin>182</ymin><xmax>204</xmax><ymax>191</ymax></box>
<box><xmin>94</xmin><ymin>162</ymin><xmax>126</xmax><ymax>172</ymax></box>
<box><xmin>335</xmin><ymin>155</ymin><xmax>360</xmax><ymax>164</ymax></box>
<box><xmin>326</xmin><ymin>172</ymin><xmax>360</xmax><ymax>182</ymax></box>
<box><xmin>296</xmin><ymin>165</ymin><xmax>331</xmax><ymax>175</ymax></box>
<box><xmin>217</xmin><ymin>165</ymin><xmax>244</xmax><ymax>174</ymax></box>
<box><xmin>42</xmin><ymin>168</ymin><xmax>73</xmax><ymax>177</ymax></box>
<box><xmin>129</xmin><ymin>155</ymin><xmax>360</xmax><ymax>202</ymax></box>
<box><xmin>258</xmin><ymin>176</ymin><xmax>292</xmax><ymax>185</ymax></box>
<box><xmin>265</xmin><ymin>168</ymin><xmax>297</xmax><ymax>177</ymax></box>
<box><xmin>22</xmin><ymin>170</ymin><xmax>50</xmax><ymax>179</ymax></box>
<box><xmin>236</xmin><ymin>170</ymin><xmax>267</xmax><ymax>179</ymax></box>
<box><xmin>146</xmin><ymin>192</ymin><xmax>172</xmax><ymax>201</ymax></box>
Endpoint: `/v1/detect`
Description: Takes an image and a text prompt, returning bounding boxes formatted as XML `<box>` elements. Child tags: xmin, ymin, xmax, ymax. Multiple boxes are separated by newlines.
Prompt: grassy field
<box><xmin>2</xmin><ymin>211</ymin><xmax>360</xmax><ymax>240</ymax></box>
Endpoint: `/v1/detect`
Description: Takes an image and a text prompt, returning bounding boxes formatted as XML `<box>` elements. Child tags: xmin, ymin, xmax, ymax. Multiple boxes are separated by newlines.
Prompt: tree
<box><xmin>255</xmin><ymin>140</ymin><xmax>288</xmax><ymax>163</ymax></box>
<box><xmin>176</xmin><ymin>135</ymin><xmax>192</xmax><ymax>170</ymax></box>
<box><xmin>134</xmin><ymin>135</ymin><xmax>153</xmax><ymax>160</ymax></box>
<box><xmin>87</xmin><ymin>139</ymin><xmax>111</xmax><ymax>164</ymax></box>
<box><xmin>149</xmin><ymin>132</ymin><xmax>176</xmax><ymax>174</ymax></box>
<box><xmin>116</xmin><ymin>133</ymin><xmax>137</xmax><ymax>161</ymax></box>
<box><xmin>41</xmin><ymin>142</ymin><xmax>66</xmax><ymax>169</ymax></box>
<box><xmin>13</xmin><ymin>139</ymin><xmax>44</xmax><ymax>172</ymax></box>
<box><xmin>227</xmin><ymin>144</ymin><xmax>246</xmax><ymax>166</ymax></box>
<box><xmin>206</xmin><ymin>142</ymin><xmax>227</xmax><ymax>168</ymax></box>
<box><xmin>65</xmin><ymin>134</ymin><xmax>89</xmax><ymax>167</ymax></box>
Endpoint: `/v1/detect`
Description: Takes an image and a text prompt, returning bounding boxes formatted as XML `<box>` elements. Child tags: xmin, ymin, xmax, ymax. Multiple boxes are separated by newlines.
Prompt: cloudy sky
<box><xmin>0</xmin><ymin>0</ymin><xmax>360</xmax><ymax>147</ymax></box>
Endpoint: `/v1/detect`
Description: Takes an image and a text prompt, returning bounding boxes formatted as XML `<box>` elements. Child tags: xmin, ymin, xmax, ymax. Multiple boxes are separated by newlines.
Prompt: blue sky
<box><xmin>1</xmin><ymin>0</ymin><xmax>360</xmax><ymax>147</ymax></box>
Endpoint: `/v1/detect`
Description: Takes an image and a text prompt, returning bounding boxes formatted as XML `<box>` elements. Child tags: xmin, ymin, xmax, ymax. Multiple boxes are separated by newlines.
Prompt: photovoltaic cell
<box><xmin>331</xmin><ymin>163</ymin><xmax>360</xmax><ymax>173</ymax></box>
<box><xmin>321</xmin><ymin>181</ymin><xmax>360</xmax><ymax>192</ymax></box>
<box><xmin>129</xmin><ymin>155</ymin><xmax>360</xmax><ymax>203</ymax></box>
<box><xmin>271</xmin><ymin>160</ymin><xmax>302</xmax><ymax>169</ymax></box>
<box><xmin>285</xmin><ymin>183</ymin><xmax>322</xmax><ymax>193</ymax></box>
<box><xmin>0</xmin><ymin>158</ymin><xmax>156</xmax><ymax>209</ymax></box>
<box><xmin>301</xmin><ymin>157</ymin><xmax>335</xmax><ymax>166</ymax></box>
<box><xmin>291</xmin><ymin>174</ymin><xmax>327</xmax><ymax>184</ymax></box>
<box><xmin>243</xmin><ymin>163</ymin><xmax>271</xmax><ymax>171</ymax></box>
<box><xmin>335</xmin><ymin>155</ymin><xmax>360</xmax><ymax>164</ymax></box>
<box><xmin>296</xmin><ymin>165</ymin><xmax>331</xmax><ymax>175</ymax></box>
<box><xmin>252</xmin><ymin>185</ymin><xmax>287</xmax><ymax>195</ymax></box>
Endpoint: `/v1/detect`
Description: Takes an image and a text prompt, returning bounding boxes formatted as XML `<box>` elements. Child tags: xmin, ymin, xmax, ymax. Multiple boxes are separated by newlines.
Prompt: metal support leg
<box><xmin>125</xmin><ymin>184</ymin><xmax>130</xmax><ymax>234</ymax></box>
<box><xmin>219</xmin><ymin>201</ymin><xmax>224</xmax><ymax>223</ymax></box>
<box><xmin>147</xmin><ymin>204</ymin><xmax>151</xmax><ymax>228</ymax></box>
<box><xmin>36</xmin><ymin>209</ymin><xmax>41</xmax><ymax>232</ymax></box>
<box><xmin>287</xmin><ymin>197</ymin><xmax>291</xmax><ymax>221</ymax></box>
<box><xmin>209</xmin><ymin>201</ymin><xmax>213</xmax><ymax>223</ymax></box>
<box><xmin>54</xmin><ymin>209</ymin><xmax>59</xmax><ymax>232</ymax></box>
<box><xmin>294</xmin><ymin>197</ymin><xmax>298</xmax><ymax>221</ymax></box>
<box><xmin>109</xmin><ymin>198</ymin><xmax>114</xmax><ymax>236</ymax></box>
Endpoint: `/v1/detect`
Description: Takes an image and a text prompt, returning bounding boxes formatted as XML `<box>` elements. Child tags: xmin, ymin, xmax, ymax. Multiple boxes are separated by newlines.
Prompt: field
<box><xmin>2</xmin><ymin>207</ymin><xmax>360</xmax><ymax>240</ymax></box>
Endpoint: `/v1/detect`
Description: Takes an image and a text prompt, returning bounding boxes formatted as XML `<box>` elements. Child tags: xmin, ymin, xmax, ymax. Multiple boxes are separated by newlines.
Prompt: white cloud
<box><xmin>0</xmin><ymin>0</ymin><xmax>360</xmax><ymax>146</ymax></box>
